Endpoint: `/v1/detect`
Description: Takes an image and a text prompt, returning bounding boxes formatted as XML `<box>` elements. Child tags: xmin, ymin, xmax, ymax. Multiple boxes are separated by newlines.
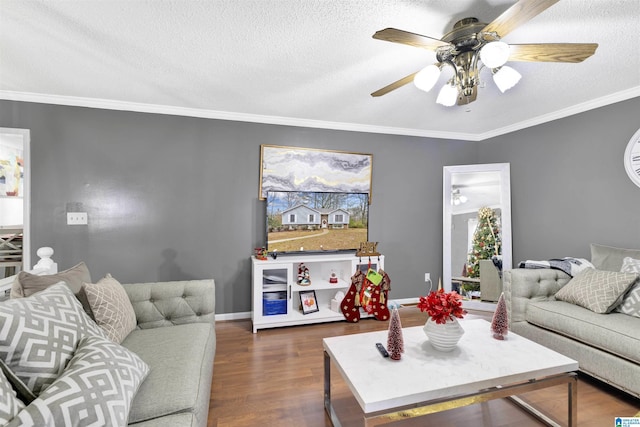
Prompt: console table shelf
<box><xmin>251</xmin><ymin>253</ymin><xmax>384</xmax><ymax>333</ymax></box>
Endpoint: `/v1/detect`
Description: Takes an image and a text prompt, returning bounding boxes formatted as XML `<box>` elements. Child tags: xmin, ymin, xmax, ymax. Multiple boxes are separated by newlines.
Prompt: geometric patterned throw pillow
<box><xmin>620</xmin><ymin>256</ymin><xmax>640</xmax><ymax>273</ymax></box>
<box><xmin>82</xmin><ymin>274</ymin><xmax>137</xmax><ymax>344</ymax></box>
<box><xmin>0</xmin><ymin>283</ymin><xmax>107</xmax><ymax>397</ymax></box>
<box><xmin>555</xmin><ymin>268</ymin><xmax>639</xmax><ymax>313</ymax></box>
<box><xmin>616</xmin><ymin>257</ymin><xmax>640</xmax><ymax>317</ymax></box>
<box><xmin>6</xmin><ymin>335</ymin><xmax>149</xmax><ymax>427</ymax></box>
<box><xmin>0</xmin><ymin>366</ymin><xmax>24</xmax><ymax>424</ymax></box>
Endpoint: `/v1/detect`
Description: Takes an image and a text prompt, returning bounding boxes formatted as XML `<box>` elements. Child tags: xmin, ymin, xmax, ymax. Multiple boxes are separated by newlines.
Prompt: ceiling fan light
<box><xmin>480</xmin><ymin>41</ymin><xmax>510</xmax><ymax>68</ymax></box>
<box><xmin>414</xmin><ymin>64</ymin><xmax>440</xmax><ymax>92</ymax></box>
<box><xmin>493</xmin><ymin>66</ymin><xmax>522</xmax><ymax>93</ymax></box>
<box><xmin>436</xmin><ymin>83</ymin><xmax>458</xmax><ymax>107</ymax></box>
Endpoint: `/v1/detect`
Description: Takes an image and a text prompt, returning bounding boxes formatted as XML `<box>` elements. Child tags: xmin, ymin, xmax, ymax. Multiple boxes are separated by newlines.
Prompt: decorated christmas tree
<box><xmin>387</xmin><ymin>307</ymin><xmax>404</xmax><ymax>360</ymax></box>
<box><xmin>466</xmin><ymin>207</ymin><xmax>501</xmax><ymax>278</ymax></box>
<box><xmin>491</xmin><ymin>293</ymin><xmax>508</xmax><ymax>340</ymax></box>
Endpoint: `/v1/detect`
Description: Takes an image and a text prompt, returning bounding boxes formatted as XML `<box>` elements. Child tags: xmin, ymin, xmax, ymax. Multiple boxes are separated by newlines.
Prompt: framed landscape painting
<box><xmin>259</xmin><ymin>145</ymin><xmax>372</xmax><ymax>201</ymax></box>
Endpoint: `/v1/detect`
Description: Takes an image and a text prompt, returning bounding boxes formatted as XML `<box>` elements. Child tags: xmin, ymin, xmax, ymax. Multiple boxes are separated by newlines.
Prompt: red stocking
<box><xmin>341</xmin><ymin>269</ymin><xmax>364</xmax><ymax>322</ymax></box>
<box><xmin>370</xmin><ymin>270</ymin><xmax>391</xmax><ymax>321</ymax></box>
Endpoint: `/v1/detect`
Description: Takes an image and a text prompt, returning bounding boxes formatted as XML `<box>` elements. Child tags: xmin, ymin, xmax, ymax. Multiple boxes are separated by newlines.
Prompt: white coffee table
<box><xmin>323</xmin><ymin>319</ymin><xmax>578</xmax><ymax>426</ymax></box>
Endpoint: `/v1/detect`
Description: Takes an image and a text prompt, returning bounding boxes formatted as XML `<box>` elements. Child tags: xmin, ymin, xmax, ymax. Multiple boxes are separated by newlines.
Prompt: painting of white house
<box><xmin>259</xmin><ymin>145</ymin><xmax>372</xmax><ymax>199</ymax></box>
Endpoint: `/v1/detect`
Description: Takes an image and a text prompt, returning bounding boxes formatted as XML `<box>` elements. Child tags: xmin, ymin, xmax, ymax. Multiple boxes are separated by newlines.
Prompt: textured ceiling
<box><xmin>1</xmin><ymin>0</ymin><xmax>639</xmax><ymax>141</ymax></box>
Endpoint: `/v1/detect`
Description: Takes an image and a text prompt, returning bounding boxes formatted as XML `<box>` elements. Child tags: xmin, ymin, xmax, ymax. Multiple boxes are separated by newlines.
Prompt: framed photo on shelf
<box><xmin>299</xmin><ymin>290</ymin><xmax>319</xmax><ymax>315</ymax></box>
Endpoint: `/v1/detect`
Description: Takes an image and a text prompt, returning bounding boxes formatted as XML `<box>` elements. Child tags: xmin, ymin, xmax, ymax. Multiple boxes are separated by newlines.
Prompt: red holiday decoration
<box><xmin>417</xmin><ymin>288</ymin><xmax>467</xmax><ymax>324</ymax></box>
<box><xmin>341</xmin><ymin>264</ymin><xmax>392</xmax><ymax>323</ymax></box>
<box><xmin>387</xmin><ymin>307</ymin><xmax>404</xmax><ymax>360</ymax></box>
<box><xmin>341</xmin><ymin>269</ymin><xmax>364</xmax><ymax>322</ymax></box>
<box><xmin>491</xmin><ymin>293</ymin><xmax>509</xmax><ymax>340</ymax></box>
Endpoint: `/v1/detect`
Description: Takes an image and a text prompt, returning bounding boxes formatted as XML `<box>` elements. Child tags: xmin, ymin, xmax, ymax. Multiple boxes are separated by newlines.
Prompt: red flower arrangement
<box><xmin>417</xmin><ymin>289</ymin><xmax>467</xmax><ymax>324</ymax></box>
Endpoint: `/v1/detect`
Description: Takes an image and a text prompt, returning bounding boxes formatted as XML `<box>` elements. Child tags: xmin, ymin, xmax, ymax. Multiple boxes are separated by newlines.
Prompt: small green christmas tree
<box><xmin>491</xmin><ymin>293</ymin><xmax>508</xmax><ymax>340</ymax></box>
<box><xmin>387</xmin><ymin>307</ymin><xmax>404</xmax><ymax>360</ymax></box>
<box><xmin>466</xmin><ymin>207</ymin><xmax>501</xmax><ymax>278</ymax></box>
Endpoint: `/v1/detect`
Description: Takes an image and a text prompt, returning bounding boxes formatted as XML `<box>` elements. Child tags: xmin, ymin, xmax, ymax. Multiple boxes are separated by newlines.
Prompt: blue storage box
<box><xmin>263</xmin><ymin>291</ymin><xmax>287</xmax><ymax>315</ymax></box>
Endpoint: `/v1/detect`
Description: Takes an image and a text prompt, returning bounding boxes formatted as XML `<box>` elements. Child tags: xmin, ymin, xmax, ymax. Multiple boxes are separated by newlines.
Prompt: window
<box><xmin>308</xmin><ymin>214</ymin><xmax>315</xmax><ymax>222</ymax></box>
<box><xmin>334</xmin><ymin>214</ymin><xmax>344</xmax><ymax>222</ymax></box>
<box><xmin>289</xmin><ymin>214</ymin><xmax>296</xmax><ymax>223</ymax></box>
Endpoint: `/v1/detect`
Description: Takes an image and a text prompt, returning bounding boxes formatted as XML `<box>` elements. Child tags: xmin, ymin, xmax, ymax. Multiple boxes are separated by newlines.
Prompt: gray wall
<box><xmin>0</xmin><ymin>100</ymin><xmax>475</xmax><ymax>314</ymax></box>
<box><xmin>478</xmin><ymin>96</ymin><xmax>640</xmax><ymax>263</ymax></box>
<box><xmin>2</xmin><ymin>97</ymin><xmax>638</xmax><ymax>315</ymax></box>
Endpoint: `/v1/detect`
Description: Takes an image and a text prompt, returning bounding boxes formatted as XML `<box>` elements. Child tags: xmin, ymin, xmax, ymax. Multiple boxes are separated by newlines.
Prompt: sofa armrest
<box><xmin>122</xmin><ymin>279</ymin><xmax>215</xmax><ymax>329</ymax></box>
<box><xmin>503</xmin><ymin>269</ymin><xmax>571</xmax><ymax>328</ymax></box>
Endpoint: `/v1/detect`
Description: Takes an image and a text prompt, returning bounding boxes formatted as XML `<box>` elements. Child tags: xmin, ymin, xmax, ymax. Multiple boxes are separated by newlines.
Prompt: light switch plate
<box><xmin>67</xmin><ymin>212</ymin><xmax>88</xmax><ymax>225</ymax></box>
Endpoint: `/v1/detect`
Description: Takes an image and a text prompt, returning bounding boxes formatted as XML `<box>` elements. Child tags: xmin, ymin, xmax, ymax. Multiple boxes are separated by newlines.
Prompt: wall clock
<box><xmin>624</xmin><ymin>128</ymin><xmax>640</xmax><ymax>188</ymax></box>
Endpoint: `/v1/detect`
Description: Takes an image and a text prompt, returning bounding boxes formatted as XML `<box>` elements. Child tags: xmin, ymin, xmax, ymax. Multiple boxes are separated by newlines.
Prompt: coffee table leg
<box><xmin>568</xmin><ymin>374</ymin><xmax>577</xmax><ymax>427</ymax></box>
<box><xmin>324</xmin><ymin>351</ymin><xmax>342</xmax><ymax>427</ymax></box>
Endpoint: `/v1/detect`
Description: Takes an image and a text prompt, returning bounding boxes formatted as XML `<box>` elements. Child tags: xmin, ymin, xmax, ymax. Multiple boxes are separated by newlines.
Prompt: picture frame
<box><xmin>259</xmin><ymin>144</ymin><xmax>372</xmax><ymax>201</ymax></box>
<box><xmin>299</xmin><ymin>290</ymin><xmax>319</xmax><ymax>315</ymax></box>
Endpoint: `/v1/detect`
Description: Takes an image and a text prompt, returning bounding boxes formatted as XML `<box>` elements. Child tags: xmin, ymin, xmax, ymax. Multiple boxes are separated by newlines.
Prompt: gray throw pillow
<box><xmin>590</xmin><ymin>244</ymin><xmax>640</xmax><ymax>272</ymax></box>
<box><xmin>0</xmin><ymin>283</ymin><xmax>107</xmax><ymax>397</ymax></box>
<box><xmin>0</xmin><ymin>365</ymin><xmax>24</xmax><ymax>424</ymax></box>
<box><xmin>83</xmin><ymin>274</ymin><xmax>137</xmax><ymax>343</ymax></box>
<box><xmin>555</xmin><ymin>269</ymin><xmax>639</xmax><ymax>314</ymax></box>
<box><xmin>6</xmin><ymin>335</ymin><xmax>149</xmax><ymax>427</ymax></box>
<box><xmin>10</xmin><ymin>262</ymin><xmax>94</xmax><ymax>316</ymax></box>
<box><xmin>615</xmin><ymin>257</ymin><xmax>640</xmax><ymax>318</ymax></box>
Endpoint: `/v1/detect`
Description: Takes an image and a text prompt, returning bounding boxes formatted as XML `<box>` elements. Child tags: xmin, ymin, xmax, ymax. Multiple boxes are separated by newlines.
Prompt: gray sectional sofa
<box><xmin>504</xmin><ymin>244</ymin><xmax>640</xmax><ymax>398</ymax></box>
<box><xmin>122</xmin><ymin>279</ymin><xmax>216</xmax><ymax>426</ymax></box>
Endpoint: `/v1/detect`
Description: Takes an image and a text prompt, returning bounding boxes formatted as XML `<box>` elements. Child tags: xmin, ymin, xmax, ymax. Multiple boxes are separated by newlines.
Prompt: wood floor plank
<box><xmin>208</xmin><ymin>307</ymin><xmax>639</xmax><ymax>426</ymax></box>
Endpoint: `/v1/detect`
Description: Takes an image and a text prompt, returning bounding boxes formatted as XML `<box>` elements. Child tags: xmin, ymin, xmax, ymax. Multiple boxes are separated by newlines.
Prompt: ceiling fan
<box><xmin>371</xmin><ymin>0</ymin><xmax>598</xmax><ymax>106</ymax></box>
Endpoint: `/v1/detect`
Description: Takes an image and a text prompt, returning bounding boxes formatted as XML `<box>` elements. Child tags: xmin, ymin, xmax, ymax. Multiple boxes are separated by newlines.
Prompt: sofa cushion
<box><xmin>590</xmin><ymin>243</ymin><xmax>640</xmax><ymax>272</ymax></box>
<box><xmin>10</xmin><ymin>262</ymin><xmax>94</xmax><ymax>316</ymax></box>
<box><xmin>0</xmin><ymin>283</ymin><xmax>107</xmax><ymax>398</ymax></box>
<box><xmin>122</xmin><ymin>323</ymin><xmax>214</xmax><ymax>425</ymax></box>
<box><xmin>7</xmin><ymin>335</ymin><xmax>149</xmax><ymax>427</ymax></box>
<box><xmin>83</xmin><ymin>274</ymin><xmax>137</xmax><ymax>343</ymax></box>
<box><xmin>525</xmin><ymin>300</ymin><xmax>640</xmax><ymax>365</ymax></box>
<box><xmin>554</xmin><ymin>269</ymin><xmax>638</xmax><ymax>313</ymax></box>
<box><xmin>0</xmin><ymin>365</ymin><xmax>24</xmax><ymax>424</ymax></box>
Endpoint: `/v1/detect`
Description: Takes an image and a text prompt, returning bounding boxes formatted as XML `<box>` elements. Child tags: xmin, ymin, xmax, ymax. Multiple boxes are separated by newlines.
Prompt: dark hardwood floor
<box><xmin>209</xmin><ymin>307</ymin><xmax>639</xmax><ymax>426</ymax></box>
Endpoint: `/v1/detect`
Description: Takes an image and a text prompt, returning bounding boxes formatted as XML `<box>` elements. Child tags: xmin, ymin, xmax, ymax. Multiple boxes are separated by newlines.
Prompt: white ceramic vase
<box><xmin>423</xmin><ymin>317</ymin><xmax>465</xmax><ymax>352</ymax></box>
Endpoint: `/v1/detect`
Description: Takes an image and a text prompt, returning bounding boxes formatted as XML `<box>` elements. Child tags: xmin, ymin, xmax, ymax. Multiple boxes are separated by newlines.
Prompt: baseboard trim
<box><xmin>215</xmin><ymin>311</ymin><xmax>251</xmax><ymax>322</ymax></box>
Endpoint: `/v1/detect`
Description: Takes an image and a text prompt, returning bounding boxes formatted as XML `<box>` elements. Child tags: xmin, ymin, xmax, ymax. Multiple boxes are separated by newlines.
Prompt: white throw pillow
<box><xmin>616</xmin><ymin>257</ymin><xmax>640</xmax><ymax>317</ymax></box>
<box><xmin>6</xmin><ymin>335</ymin><xmax>149</xmax><ymax>427</ymax></box>
<box><xmin>0</xmin><ymin>283</ymin><xmax>107</xmax><ymax>397</ymax></box>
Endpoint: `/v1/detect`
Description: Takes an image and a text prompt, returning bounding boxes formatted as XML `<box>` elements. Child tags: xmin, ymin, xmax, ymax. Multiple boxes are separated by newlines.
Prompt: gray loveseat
<box><xmin>504</xmin><ymin>245</ymin><xmax>640</xmax><ymax>398</ymax></box>
<box><xmin>121</xmin><ymin>279</ymin><xmax>216</xmax><ymax>426</ymax></box>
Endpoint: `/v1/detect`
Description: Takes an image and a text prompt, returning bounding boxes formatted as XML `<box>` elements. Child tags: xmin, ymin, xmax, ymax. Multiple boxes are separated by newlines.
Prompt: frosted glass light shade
<box><xmin>480</xmin><ymin>41</ymin><xmax>510</xmax><ymax>68</ymax></box>
<box><xmin>436</xmin><ymin>83</ymin><xmax>458</xmax><ymax>107</ymax></box>
<box><xmin>413</xmin><ymin>64</ymin><xmax>440</xmax><ymax>92</ymax></box>
<box><xmin>493</xmin><ymin>66</ymin><xmax>522</xmax><ymax>93</ymax></box>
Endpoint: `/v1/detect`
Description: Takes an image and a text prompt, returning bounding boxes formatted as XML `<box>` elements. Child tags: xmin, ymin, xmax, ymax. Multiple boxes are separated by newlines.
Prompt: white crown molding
<box><xmin>2</xmin><ymin>88</ymin><xmax>639</xmax><ymax>142</ymax></box>
<box><xmin>477</xmin><ymin>87</ymin><xmax>640</xmax><ymax>141</ymax></box>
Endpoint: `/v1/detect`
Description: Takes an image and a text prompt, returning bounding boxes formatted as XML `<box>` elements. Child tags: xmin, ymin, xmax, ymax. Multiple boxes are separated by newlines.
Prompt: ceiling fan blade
<box><xmin>482</xmin><ymin>0</ymin><xmax>559</xmax><ymax>38</ymax></box>
<box><xmin>373</xmin><ymin>28</ymin><xmax>450</xmax><ymax>51</ymax></box>
<box><xmin>371</xmin><ymin>72</ymin><xmax>418</xmax><ymax>97</ymax></box>
<box><xmin>509</xmin><ymin>43</ymin><xmax>598</xmax><ymax>63</ymax></box>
